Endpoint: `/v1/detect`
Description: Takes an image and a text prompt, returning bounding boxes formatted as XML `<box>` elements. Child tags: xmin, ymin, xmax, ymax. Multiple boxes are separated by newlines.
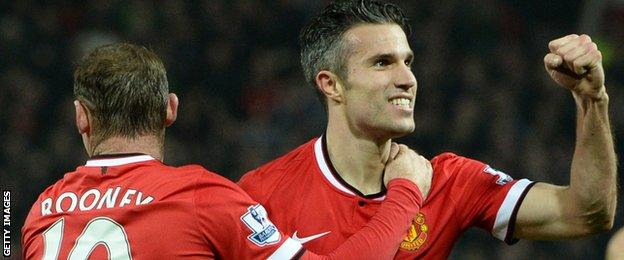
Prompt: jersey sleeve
<box><xmin>435</xmin><ymin>153</ymin><xmax>535</xmax><ymax>244</ymax></box>
<box><xmin>194</xmin><ymin>174</ymin><xmax>304</xmax><ymax>259</ymax></box>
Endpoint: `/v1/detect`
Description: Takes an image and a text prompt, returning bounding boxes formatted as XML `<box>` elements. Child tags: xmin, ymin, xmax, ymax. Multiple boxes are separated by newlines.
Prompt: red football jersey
<box><xmin>22</xmin><ymin>154</ymin><xmax>304</xmax><ymax>259</ymax></box>
<box><xmin>239</xmin><ymin>136</ymin><xmax>535</xmax><ymax>259</ymax></box>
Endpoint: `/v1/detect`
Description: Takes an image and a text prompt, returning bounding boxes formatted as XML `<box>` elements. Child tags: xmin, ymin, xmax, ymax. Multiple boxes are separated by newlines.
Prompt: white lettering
<box><xmin>97</xmin><ymin>187</ymin><xmax>122</xmax><ymax>209</ymax></box>
<box><xmin>79</xmin><ymin>189</ymin><xmax>100</xmax><ymax>211</ymax></box>
<box><xmin>3</xmin><ymin>191</ymin><xmax>8</xmax><ymax>205</ymax></box>
<box><xmin>135</xmin><ymin>192</ymin><xmax>153</xmax><ymax>205</ymax></box>
<box><xmin>55</xmin><ymin>192</ymin><xmax>78</xmax><ymax>213</ymax></box>
<box><xmin>40</xmin><ymin>187</ymin><xmax>154</xmax><ymax>215</ymax></box>
<box><xmin>119</xmin><ymin>190</ymin><xmax>136</xmax><ymax>207</ymax></box>
<box><xmin>41</xmin><ymin>198</ymin><xmax>53</xmax><ymax>216</ymax></box>
<box><xmin>2</xmin><ymin>190</ymin><xmax>10</xmax><ymax>257</ymax></box>
<box><xmin>2</xmin><ymin>228</ymin><xmax>9</xmax><ymax>256</ymax></box>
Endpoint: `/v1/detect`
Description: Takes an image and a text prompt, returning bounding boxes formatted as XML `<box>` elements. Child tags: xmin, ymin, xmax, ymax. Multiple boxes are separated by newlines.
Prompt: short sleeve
<box><xmin>194</xmin><ymin>174</ymin><xmax>303</xmax><ymax>259</ymax></box>
<box><xmin>434</xmin><ymin>153</ymin><xmax>535</xmax><ymax>244</ymax></box>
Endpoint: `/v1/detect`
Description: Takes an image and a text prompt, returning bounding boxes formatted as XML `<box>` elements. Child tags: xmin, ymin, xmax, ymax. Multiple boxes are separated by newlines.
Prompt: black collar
<box><xmin>321</xmin><ymin>134</ymin><xmax>387</xmax><ymax>199</ymax></box>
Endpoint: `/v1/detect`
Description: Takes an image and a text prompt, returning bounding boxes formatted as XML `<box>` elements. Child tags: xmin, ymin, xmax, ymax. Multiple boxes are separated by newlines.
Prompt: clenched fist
<box><xmin>384</xmin><ymin>143</ymin><xmax>432</xmax><ymax>199</ymax></box>
<box><xmin>544</xmin><ymin>34</ymin><xmax>606</xmax><ymax>101</ymax></box>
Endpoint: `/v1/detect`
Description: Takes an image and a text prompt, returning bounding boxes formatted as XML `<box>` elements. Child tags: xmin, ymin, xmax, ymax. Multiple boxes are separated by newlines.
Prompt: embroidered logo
<box><xmin>240</xmin><ymin>204</ymin><xmax>280</xmax><ymax>246</ymax></box>
<box><xmin>400</xmin><ymin>213</ymin><xmax>428</xmax><ymax>251</ymax></box>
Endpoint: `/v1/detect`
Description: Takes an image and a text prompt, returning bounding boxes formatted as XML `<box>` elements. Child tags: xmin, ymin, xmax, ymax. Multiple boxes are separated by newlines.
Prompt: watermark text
<box><xmin>3</xmin><ymin>190</ymin><xmax>11</xmax><ymax>257</ymax></box>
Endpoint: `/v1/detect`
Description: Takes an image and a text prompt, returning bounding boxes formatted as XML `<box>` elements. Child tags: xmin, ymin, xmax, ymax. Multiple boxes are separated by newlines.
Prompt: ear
<box><xmin>315</xmin><ymin>70</ymin><xmax>344</xmax><ymax>104</ymax></box>
<box><xmin>74</xmin><ymin>100</ymin><xmax>90</xmax><ymax>135</ymax></box>
<box><xmin>165</xmin><ymin>93</ymin><xmax>179</xmax><ymax>127</ymax></box>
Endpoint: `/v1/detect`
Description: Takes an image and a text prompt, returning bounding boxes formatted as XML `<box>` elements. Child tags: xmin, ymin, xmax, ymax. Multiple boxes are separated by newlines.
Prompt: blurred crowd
<box><xmin>1</xmin><ymin>0</ymin><xmax>623</xmax><ymax>259</ymax></box>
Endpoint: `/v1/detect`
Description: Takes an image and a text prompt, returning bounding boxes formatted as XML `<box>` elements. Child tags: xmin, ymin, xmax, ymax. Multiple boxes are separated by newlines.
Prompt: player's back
<box><xmin>22</xmin><ymin>154</ymin><xmax>217</xmax><ymax>259</ymax></box>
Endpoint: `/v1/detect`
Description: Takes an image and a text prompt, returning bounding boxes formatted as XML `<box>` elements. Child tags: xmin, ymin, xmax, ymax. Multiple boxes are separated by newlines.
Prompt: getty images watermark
<box><xmin>2</xmin><ymin>190</ymin><xmax>10</xmax><ymax>257</ymax></box>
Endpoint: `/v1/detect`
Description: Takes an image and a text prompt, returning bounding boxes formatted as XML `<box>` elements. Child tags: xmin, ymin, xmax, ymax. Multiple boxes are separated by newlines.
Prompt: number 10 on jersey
<box><xmin>42</xmin><ymin>217</ymin><xmax>132</xmax><ymax>259</ymax></box>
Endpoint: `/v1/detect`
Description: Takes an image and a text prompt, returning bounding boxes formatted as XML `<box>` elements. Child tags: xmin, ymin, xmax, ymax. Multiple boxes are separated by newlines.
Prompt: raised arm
<box><xmin>514</xmin><ymin>34</ymin><xmax>617</xmax><ymax>239</ymax></box>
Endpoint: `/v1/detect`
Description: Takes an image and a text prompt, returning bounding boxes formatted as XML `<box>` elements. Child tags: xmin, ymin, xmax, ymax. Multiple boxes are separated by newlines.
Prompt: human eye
<box><xmin>373</xmin><ymin>58</ymin><xmax>390</xmax><ymax>68</ymax></box>
<box><xmin>404</xmin><ymin>58</ymin><xmax>413</xmax><ymax>68</ymax></box>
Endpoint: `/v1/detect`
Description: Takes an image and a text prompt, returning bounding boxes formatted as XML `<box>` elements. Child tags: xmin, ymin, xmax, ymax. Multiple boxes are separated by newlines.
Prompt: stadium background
<box><xmin>1</xmin><ymin>0</ymin><xmax>623</xmax><ymax>259</ymax></box>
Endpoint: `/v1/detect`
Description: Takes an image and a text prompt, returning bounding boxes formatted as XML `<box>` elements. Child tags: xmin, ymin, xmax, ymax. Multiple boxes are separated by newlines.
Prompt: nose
<box><xmin>395</xmin><ymin>64</ymin><xmax>417</xmax><ymax>91</ymax></box>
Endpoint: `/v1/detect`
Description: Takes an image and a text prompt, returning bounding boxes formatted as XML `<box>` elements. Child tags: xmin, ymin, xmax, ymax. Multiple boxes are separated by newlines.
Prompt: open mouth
<box><xmin>389</xmin><ymin>97</ymin><xmax>411</xmax><ymax>108</ymax></box>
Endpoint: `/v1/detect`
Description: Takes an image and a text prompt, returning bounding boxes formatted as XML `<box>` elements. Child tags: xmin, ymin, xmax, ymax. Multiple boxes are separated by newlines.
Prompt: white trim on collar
<box><xmin>85</xmin><ymin>155</ymin><xmax>156</xmax><ymax>167</ymax></box>
<box><xmin>314</xmin><ymin>137</ymin><xmax>356</xmax><ymax>196</ymax></box>
<box><xmin>313</xmin><ymin>137</ymin><xmax>386</xmax><ymax>201</ymax></box>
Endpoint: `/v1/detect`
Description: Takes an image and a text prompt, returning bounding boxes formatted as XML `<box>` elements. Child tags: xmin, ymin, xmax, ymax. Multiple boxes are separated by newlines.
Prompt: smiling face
<box><xmin>333</xmin><ymin>23</ymin><xmax>417</xmax><ymax>140</ymax></box>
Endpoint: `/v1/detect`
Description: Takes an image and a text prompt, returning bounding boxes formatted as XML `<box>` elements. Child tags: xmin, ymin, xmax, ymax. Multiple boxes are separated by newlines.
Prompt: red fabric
<box><xmin>301</xmin><ymin>179</ymin><xmax>422</xmax><ymax>259</ymax></box>
<box><xmin>22</xmin><ymin>158</ymin><xmax>292</xmax><ymax>259</ymax></box>
<box><xmin>239</xmin><ymin>137</ymin><xmax>532</xmax><ymax>259</ymax></box>
<box><xmin>22</xmin><ymin>154</ymin><xmax>425</xmax><ymax>260</ymax></box>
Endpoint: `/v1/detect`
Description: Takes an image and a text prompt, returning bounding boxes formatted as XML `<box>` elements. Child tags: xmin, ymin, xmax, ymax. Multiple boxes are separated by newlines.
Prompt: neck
<box><xmin>89</xmin><ymin>135</ymin><xmax>165</xmax><ymax>161</ymax></box>
<box><xmin>325</xmin><ymin>118</ymin><xmax>392</xmax><ymax>195</ymax></box>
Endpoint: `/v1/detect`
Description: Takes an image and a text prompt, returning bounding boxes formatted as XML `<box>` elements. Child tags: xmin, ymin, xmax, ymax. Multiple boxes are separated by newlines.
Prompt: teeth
<box><xmin>390</xmin><ymin>98</ymin><xmax>411</xmax><ymax>107</ymax></box>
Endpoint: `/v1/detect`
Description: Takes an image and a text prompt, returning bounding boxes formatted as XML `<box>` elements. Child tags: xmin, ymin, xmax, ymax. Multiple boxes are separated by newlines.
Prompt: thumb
<box><xmin>544</xmin><ymin>53</ymin><xmax>563</xmax><ymax>70</ymax></box>
<box><xmin>388</xmin><ymin>142</ymin><xmax>399</xmax><ymax>161</ymax></box>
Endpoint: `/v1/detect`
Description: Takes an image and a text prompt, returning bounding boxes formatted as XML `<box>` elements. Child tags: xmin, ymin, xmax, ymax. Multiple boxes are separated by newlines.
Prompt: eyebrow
<box><xmin>367</xmin><ymin>51</ymin><xmax>414</xmax><ymax>63</ymax></box>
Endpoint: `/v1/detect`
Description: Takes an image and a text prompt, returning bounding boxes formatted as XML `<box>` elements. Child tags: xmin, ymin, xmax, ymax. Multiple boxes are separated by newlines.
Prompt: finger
<box><xmin>564</xmin><ymin>43</ymin><xmax>597</xmax><ymax>75</ymax></box>
<box><xmin>389</xmin><ymin>142</ymin><xmax>399</xmax><ymax>160</ymax></box>
<box><xmin>564</xmin><ymin>42</ymin><xmax>596</xmax><ymax>69</ymax></box>
<box><xmin>550</xmin><ymin>67</ymin><xmax>583</xmax><ymax>86</ymax></box>
<box><xmin>397</xmin><ymin>144</ymin><xmax>409</xmax><ymax>153</ymax></box>
<box><xmin>555</xmin><ymin>35</ymin><xmax>590</xmax><ymax>57</ymax></box>
<box><xmin>572</xmin><ymin>49</ymin><xmax>602</xmax><ymax>75</ymax></box>
<box><xmin>558</xmin><ymin>35</ymin><xmax>592</xmax><ymax>71</ymax></box>
<box><xmin>548</xmin><ymin>34</ymin><xmax>579</xmax><ymax>53</ymax></box>
<box><xmin>391</xmin><ymin>144</ymin><xmax>408</xmax><ymax>160</ymax></box>
<box><xmin>544</xmin><ymin>53</ymin><xmax>563</xmax><ymax>69</ymax></box>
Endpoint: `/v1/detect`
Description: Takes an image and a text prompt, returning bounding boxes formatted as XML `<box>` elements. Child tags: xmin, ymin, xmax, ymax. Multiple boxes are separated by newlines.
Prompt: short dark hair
<box><xmin>73</xmin><ymin>43</ymin><xmax>169</xmax><ymax>144</ymax></box>
<box><xmin>299</xmin><ymin>0</ymin><xmax>411</xmax><ymax>107</ymax></box>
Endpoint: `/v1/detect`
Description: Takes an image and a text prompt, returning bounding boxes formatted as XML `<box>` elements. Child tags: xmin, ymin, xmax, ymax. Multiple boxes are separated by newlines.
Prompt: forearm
<box><xmin>514</xmin><ymin>92</ymin><xmax>617</xmax><ymax>239</ymax></box>
<box><xmin>300</xmin><ymin>179</ymin><xmax>422</xmax><ymax>260</ymax></box>
<box><xmin>568</xmin><ymin>91</ymin><xmax>616</xmax><ymax>229</ymax></box>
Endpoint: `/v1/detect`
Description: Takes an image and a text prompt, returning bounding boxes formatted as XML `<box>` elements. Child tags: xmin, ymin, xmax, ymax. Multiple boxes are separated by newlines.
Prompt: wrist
<box><xmin>573</xmin><ymin>86</ymin><xmax>608</xmax><ymax>103</ymax></box>
<box><xmin>387</xmin><ymin>178</ymin><xmax>423</xmax><ymax>205</ymax></box>
<box><xmin>590</xmin><ymin>86</ymin><xmax>608</xmax><ymax>103</ymax></box>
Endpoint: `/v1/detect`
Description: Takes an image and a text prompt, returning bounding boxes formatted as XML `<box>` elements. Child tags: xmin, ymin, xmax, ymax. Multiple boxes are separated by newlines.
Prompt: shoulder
<box><xmin>125</xmin><ymin>162</ymin><xmax>248</xmax><ymax>205</ymax></box>
<box><xmin>431</xmin><ymin>152</ymin><xmax>488</xmax><ymax>178</ymax></box>
<box><xmin>238</xmin><ymin>139</ymin><xmax>316</xmax><ymax>187</ymax></box>
<box><xmin>430</xmin><ymin>152</ymin><xmax>517</xmax><ymax>193</ymax></box>
<box><xmin>24</xmin><ymin>177</ymin><xmax>66</xmax><ymax>220</ymax></box>
<box><xmin>238</xmin><ymin>138</ymin><xmax>317</xmax><ymax>202</ymax></box>
<box><xmin>175</xmin><ymin>164</ymin><xmax>247</xmax><ymax>198</ymax></box>
<box><xmin>428</xmin><ymin>152</ymin><xmax>509</xmax><ymax>195</ymax></box>
<box><xmin>157</xmin><ymin>163</ymin><xmax>236</xmax><ymax>187</ymax></box>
